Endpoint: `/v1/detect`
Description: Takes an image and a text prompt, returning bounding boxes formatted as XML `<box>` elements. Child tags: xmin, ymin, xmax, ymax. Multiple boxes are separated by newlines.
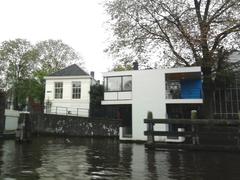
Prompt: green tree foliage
<box><xmin>0</xmin><ymin>39</ymin><xmax>38</xmax><ymax>109</ymax></box>
<box><xmin>0</xmin><ymin>39</ymin><xmax>37</xmax><ymax>87</ymax></box>
<box><xmin>35</xmin><ymin>39</ymin><xmax>83</xmax><ymax>74</ymax></box>
<box><xmin>112</xmin><ymin>63</ymin><xmax>133</xmax><ymax>71</ymax></box>
<box><xmin>34</xmin><ymin>39</ymin><xmax>84</xmax><ymax>106</ymax></box>
<box><xmin>0</xmin><ymin>39</ymin><xmax>84</xmax><ymax>110</ymax></box>
<box><xmin>89</xmin><ymin>84</ymin><xmax>104</xmax><ymax>117</ymax></box>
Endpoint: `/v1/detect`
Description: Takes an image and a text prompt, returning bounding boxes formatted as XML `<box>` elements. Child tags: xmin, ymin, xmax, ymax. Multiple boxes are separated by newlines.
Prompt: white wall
<box><xmin>131</xmin><ymin>70</ymin><xmax>167</xmax><ymax>141</ymax></box>
<box><xmin>102</xmin><ymin>66</ymin><xmax>203</xmax><ymax>141</ymax></box>
<box><xmin>104</xmin><ymin>92</ymin><xmax>132</xmax><ymax>101</ymax></box>
<box><xmin>44</xmin><ymin>77</ymin><xmax>91</xmax><ymax>117</ymax></box>
<box><xmin>5</xmin><ymin>109</ymin><xmax>19</xmax><ymax>131</ymax></box>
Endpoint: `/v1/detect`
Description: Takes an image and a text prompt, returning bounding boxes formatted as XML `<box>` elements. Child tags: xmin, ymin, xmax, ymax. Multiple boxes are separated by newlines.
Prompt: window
<box><xmin>55</xmin><ymin>82</ymin><xmax>63</xmax><ymax>99</ymax></box>
<box><xmin>106</xmin><ymin>77</ymin><xmax>121</xmax><ymax>91</ymax></box>
<box><xmin>123</xmin><ymin>76</ymin><xmax>132</xmax><ymax>91</ymax></box>
<box><xmin>104</xmin><ymin>76</ymin><xmax>132</xmax><ymax>92</ymax></box>
<box><xmin>72</xmin><ymin>81</ymin><xmax>81</xmax><ymax>99</ymax></box>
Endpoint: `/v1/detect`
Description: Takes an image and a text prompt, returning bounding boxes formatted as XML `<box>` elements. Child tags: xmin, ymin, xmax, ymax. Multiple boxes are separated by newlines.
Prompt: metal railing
<box><xmin>213</xmin><ymin>87</ymin><xmax>240</xmax><ymax>119</ymax></box>
<box><xmin>165</xmin><ymin>88</ymin><xmax>202</xmax><ymax>99</ymax></box>
<box><xmin>44</xmin><ymin>106</ymin><xmax>89</xmax><ymax>117</ymax></box>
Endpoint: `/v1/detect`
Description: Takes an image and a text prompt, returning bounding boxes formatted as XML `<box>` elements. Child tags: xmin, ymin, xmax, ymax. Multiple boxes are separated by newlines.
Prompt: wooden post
<box><xmin>0</xmin><ymin>91</ymin><xmax>5</xmax><ymax>134</ymax></box>
<box><xmin>147</xmin><ymin>111</ymin><xmax>154</xmax><ymax>144</ymax></box>
<box><xmin>191</xmin><ymin>110</ymin><xmax>199</xmax><ymax>145</ymax></box>
<box><xmin>237</xmin><ymin>124</ymin><xmax>240</xmax><ymax>146</ymax></box>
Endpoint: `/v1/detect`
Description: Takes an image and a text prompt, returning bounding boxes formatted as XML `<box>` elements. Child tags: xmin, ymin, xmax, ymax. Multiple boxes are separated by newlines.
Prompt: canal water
<box><xmin>0</xmin><ymin>137</ymin><xmax>240</xmax><ymax>180</ymax></box>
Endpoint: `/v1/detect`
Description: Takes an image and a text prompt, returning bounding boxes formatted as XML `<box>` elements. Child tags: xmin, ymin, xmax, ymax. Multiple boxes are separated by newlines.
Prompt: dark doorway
<box><xmin>105</xmin><ymin>105</ymin><xmax>132</xmax><ymax>137</ymax></box>
<box><xmin>166</xmin><ymin>104</ymin><xmax>202</xmax><ymax>139</ymax></box>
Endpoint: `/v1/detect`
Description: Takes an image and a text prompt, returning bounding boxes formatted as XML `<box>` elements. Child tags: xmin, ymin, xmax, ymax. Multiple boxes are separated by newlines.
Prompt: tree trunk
<box><xmin>13</xmin><ymin>87</ymin><xmax>19</xmax><ymax>110</ymax></box>
<box><xmin>202</xmin><ymin>67</ymin><xmax>215</xmax><ymax>118</ymax></box>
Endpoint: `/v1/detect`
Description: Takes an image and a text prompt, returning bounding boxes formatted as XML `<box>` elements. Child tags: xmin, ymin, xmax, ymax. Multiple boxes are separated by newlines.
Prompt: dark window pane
<box><xmin>55</xmin><ymin>82</ymin><xmax>63</xmax><ymax>99</ymax></box>
<box><xmin>72</xmin><ymin>81</ymin><xmax>81</xmax><ymax>99</ymax></box>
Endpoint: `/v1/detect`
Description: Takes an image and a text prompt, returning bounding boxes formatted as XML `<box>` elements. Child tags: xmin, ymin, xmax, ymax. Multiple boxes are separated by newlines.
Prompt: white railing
<box><xmin>44</xmin><ymin>106</ymin><xmax>89</xmax><ymax>117</ymax></box>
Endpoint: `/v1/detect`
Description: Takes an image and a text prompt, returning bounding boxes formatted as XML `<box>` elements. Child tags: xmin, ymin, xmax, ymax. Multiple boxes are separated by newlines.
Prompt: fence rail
<box><xmin>144</xmin><ymin>117</ymin><xmax>240</xmax><ymax>151</ymax></box>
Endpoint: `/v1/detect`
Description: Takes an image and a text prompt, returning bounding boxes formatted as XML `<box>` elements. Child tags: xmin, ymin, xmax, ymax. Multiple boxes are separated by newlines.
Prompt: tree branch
<box><xmin>203</xmin><ymin>0</ymin><xmax>211</xmax><ymax>21</ymax></box>
<box><xmin>208</xmin><ymin>0</ymin><xmax>238</xmax><ymax>24</ymax></box>
<box><xmin>210</xmin><ymin>23</ymin><xmax>240</xmax><ymax>54</ymax></box>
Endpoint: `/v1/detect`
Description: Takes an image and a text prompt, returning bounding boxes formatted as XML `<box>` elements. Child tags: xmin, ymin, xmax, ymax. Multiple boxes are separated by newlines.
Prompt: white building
<box><xmin>101</xmin><ymin>66</ymin><xmax>203</xmax><ymax>141</ymax></box>
<box><xmin>44</xmin><ymin>64</ymin><xmax>96</xmax><ymax>117</ymax></box>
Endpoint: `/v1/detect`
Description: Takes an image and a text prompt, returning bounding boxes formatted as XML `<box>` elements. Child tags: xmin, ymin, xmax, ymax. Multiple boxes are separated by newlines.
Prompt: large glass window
<box><xmin>55</xmin><ymin>82</ymin><xmax>63</xmax><ymax>99</ymax></box>
<box><xmin>104</xmin><ymin>76</ymin><xmax>132</xmax><ymax>92</ymax></box>
<box><xmin>72</xmin><ymin>81</ymin><xmax>81</xmax><ymax>99</ymax></box>
<box><xmin>107</xmin><ymin>77</ymin><xmax>122</xmax><ymax>91</ymax></box>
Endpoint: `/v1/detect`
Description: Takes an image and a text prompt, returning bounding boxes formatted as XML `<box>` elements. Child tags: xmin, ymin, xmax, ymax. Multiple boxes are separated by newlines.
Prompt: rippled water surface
<box><xmin>0</xmin><ymin>137</ymin><xmax>240</xmax><ymax>180</ymax></box>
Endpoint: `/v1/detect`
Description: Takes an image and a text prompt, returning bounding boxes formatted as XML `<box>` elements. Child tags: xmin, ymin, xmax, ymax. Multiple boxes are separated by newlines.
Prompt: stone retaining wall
<box><xmin>28</xmin><ymin>113</ymin><xmax>121</xmax><ymax>137</ymax></box>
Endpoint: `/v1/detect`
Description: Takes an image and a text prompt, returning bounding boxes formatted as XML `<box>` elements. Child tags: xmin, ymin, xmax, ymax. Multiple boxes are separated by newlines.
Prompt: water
<box><xmin>0</xmin><ymin>137</ymin><xmax>240</xmax><ymax>180</ymax></box>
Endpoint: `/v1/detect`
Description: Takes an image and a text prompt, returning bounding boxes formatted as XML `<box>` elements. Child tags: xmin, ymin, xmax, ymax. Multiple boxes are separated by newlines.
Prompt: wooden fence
<box><xmin>144</xmin><ymin>118</ymin><xmax>240</xmax><ymax>151</ymax></box>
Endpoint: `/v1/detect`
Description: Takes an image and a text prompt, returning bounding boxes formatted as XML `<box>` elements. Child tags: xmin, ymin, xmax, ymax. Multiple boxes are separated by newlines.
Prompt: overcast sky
<box><xmin>0</xmin><ymin>0</ymin><xmax>112</xmax><ymax>80</ymax></box>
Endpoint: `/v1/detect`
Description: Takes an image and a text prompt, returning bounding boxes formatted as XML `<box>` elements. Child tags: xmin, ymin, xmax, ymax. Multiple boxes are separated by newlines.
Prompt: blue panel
<box><xmin>180</xmin><ymin>79</ymin><xmax>202</xmax><ymax>99</ymax></box>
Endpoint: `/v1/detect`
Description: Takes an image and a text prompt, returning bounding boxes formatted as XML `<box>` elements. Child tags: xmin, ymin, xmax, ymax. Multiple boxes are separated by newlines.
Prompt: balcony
<box><xmin>102</xmin><ymin>92</ymin><xmax>132</xmax><ymax>105</ymax></box>
<box><xmin>165</xmin><ymin>72</ymin><xmax>203</xmax><ymax>104</ymax></box>
<box><xmin>166</xmin><ymin>81</ymin><xmax>202</xmax><ymax>99</ymax></box>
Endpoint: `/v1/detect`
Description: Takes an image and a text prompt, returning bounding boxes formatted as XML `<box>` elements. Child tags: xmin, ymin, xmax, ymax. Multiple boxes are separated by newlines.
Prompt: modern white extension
<box><xmin>101</xmin><ymin>66</ymin><xmax>203</xmax><ymax>142</ymax></box>
<box><xmin>44</xmin><ymin>64</ymin><xmax>96</xmax><ymax>117</ymax></box>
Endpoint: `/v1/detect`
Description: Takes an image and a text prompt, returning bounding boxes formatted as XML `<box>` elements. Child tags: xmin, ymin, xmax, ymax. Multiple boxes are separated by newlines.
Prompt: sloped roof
<box><xmin>48</xmin><ymin>64</ymin><xmax>89</xmax><ymax>76</ymax></box>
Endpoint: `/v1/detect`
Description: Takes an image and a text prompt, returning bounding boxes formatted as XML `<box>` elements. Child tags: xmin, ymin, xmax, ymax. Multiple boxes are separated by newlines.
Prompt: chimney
<box><xmin>133</xmin><ymin>61</ymin><xmax>139</xmax><ymax>70</ymax></box>
<box><xmin>90</xmin><ymin>71</ymin><xmax>95</xmax><ymax>78</ymax></box>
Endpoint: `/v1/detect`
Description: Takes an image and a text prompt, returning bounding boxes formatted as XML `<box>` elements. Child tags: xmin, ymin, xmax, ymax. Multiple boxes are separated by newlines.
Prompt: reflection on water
<box><xmin>0</xmin><ymin>137</ymin><xmax>240</xmax><ymax>179</ymax></box>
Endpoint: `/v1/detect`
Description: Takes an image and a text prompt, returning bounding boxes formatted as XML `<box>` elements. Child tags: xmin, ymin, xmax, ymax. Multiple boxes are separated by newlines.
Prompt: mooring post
<box><xmin>147</xmin><ymin>111</ymin><xmax>154</xmax><ymax>144</ymax></box>
<box><xmin>237</xmin><ymin>123</ymin><xmax>240</xmax><ymax>146</ymax></box>
<box><xmin>191</xmin><ymin>110</ymin><xmax>199</xmax><ymax>145</ymax></box>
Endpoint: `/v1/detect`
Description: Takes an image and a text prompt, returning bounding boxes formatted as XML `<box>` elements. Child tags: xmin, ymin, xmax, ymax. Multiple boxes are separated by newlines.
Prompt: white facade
<box><xmin>4</xmin><ymin>109</ymin><xmax>19</xmax><ymax>131</ymax></box>
<box><xmin>102</xmin><ymin>66</ymin><xmax>203</xmax><ymax>141</ymax></box>
<box><xmin>44</xmin><ymin>76</ymin><xmax>94</xmax><ymax>117</ymax></box>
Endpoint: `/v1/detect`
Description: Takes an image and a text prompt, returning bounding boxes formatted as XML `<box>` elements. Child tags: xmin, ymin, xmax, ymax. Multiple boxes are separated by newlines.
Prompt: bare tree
<box><xmin>106</xmin><ymin>0</ymin><xmax>240</xmax><ymax>78</ymax></box>
<box><xmin>105</xmin><ymin>0</ymin><xmax>240</xmax><ymax>116</ymax></box>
